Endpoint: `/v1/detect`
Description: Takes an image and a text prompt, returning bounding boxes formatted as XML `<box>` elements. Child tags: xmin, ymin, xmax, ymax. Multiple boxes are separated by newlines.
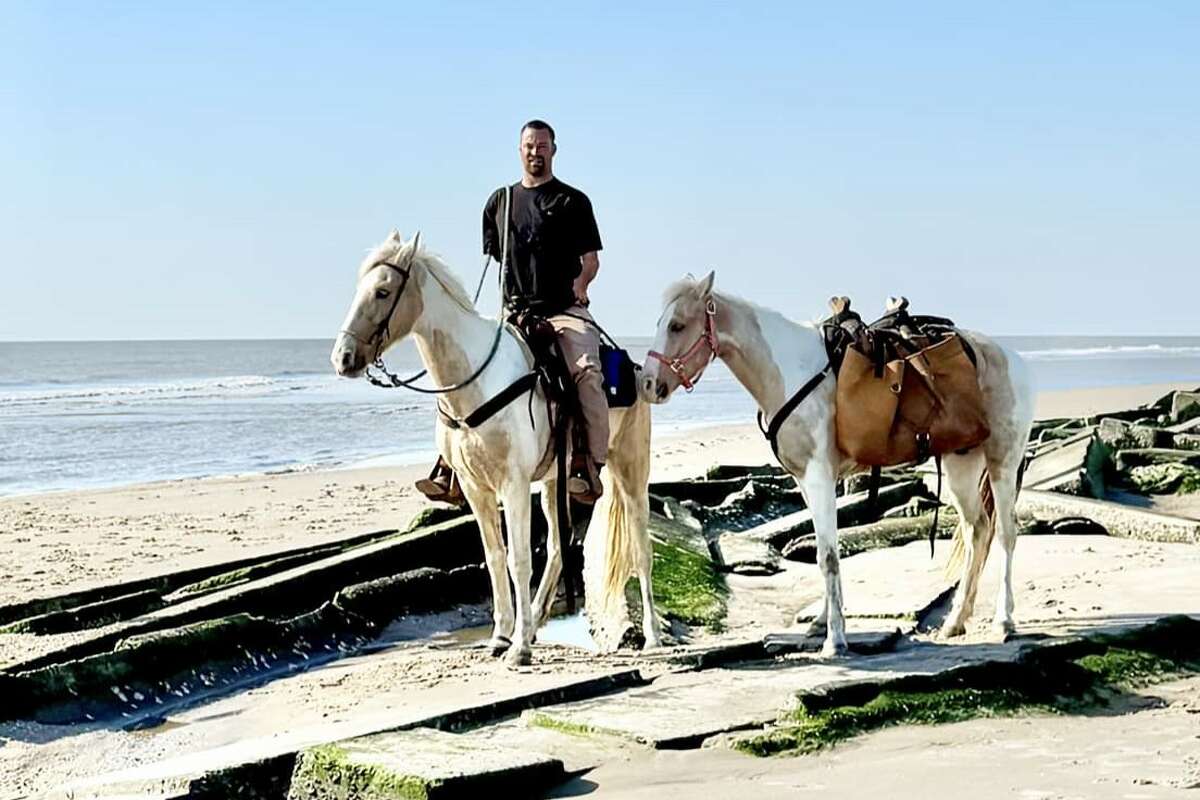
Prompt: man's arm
<box><xmin>481</xmin><ymin>189</ymin><xmax>501</xmax><ymax>258</ymax></box>
<box><xmin>572</xmin><ymin>193</ymin><xmax>603</xmax><ymax>306</ymax></box>
<box><xmin>574</xmin><ymin>251</ymin><xmax>599</xmax><ymax>306</ymax></box>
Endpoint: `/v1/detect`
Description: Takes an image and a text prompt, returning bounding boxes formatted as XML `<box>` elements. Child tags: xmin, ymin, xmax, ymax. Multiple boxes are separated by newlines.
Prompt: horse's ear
<box><xmin>398</xmin><ymin>231</ymin><xmax>421</xmax><ymax>268</ymax></box>
<box><xmin>697</xmin><ymin>270</ymin><xmax>716</xmax><ymax>298</ymax></box>
<box><xmin>388</xmin><ymin>229</ymin><xmax>402</xmax><ymax>242</ymax></box>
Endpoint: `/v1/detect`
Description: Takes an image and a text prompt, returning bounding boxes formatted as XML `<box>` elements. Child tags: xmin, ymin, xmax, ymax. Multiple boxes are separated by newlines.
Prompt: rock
<box><xmin>1039</xmin><ymin>425</ymin><xmax>1085</xmax><ymax>443</ymax></box>
<box><xmin>882</xmin><ymin>496</ymin><xmax>942</xmax><ymax>519</ymax></box>
<box><xmin>781</xmin><ymin>510</ymin><xmax>958</xmax><ymax>563</ymax></box>
<box><xmin>1097</xmin><ymin>418</ymin><xmax>1164</xmax><ymax>451</ymax></box>
<box><xmin>1172</xmin><ymin>392</ymin><xmax>1200</xmax><ymax>424</ymax></box>
<box><xmin>1021</xmin><ymin>433</ymin><xmax>1107</xmax><ymax>498</ymax></box>
<box><xmin>1128</xmin><ymin>464</ymin><xmax>1200</xmax><ymax>495</ymax></box>
<box><xmin>705</xmin><ymin>464</ymin><xmax>786</xmax><ymax>480</ymax></box>
<box><xmin>740</xmin><ymin>480</ymin><xmax>927</xmax><ymax>550</ymax></box>
<box><xmin>843</xmin><ymin>468</ymin><xmax>911</xmax><ymax>496</ymax></box>
<box><xmin>1174</xmin><ymin>434</ymin><xmax>1200</xmax><ymax>452</ymax></box>
<box><xmin>1168</xmin><ymin>416</ymin><xmax>1200</xmax><ymax>434</ymax></box>
<box><xmin>332</xmin><ymin>566</ymin><xmax>488</xmax><ymax>625</ymax></box>
<box><xmin>1017</xmin><ymin>489</ymin><xmax>1200</xmax><ymax>544</ymax></box>
<box><xmin>1114</xmin><ymin>448</ymin><xmax>1200</xmax><ymax>472</ymax></box>
<box><xmin>714</xmin><ymin>533</ymin><xmax>781</xmax><ymax>576</ymax></box>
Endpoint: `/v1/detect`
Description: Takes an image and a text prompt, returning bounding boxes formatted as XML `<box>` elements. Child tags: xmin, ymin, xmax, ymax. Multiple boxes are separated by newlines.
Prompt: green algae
<box><xmin>290</xmin><ymin>744</ymin><xmax>436</xmax><ymax>800</ymax></box>
<box><xmin>523</xmin><ymin>710</ymin><xmax>629</xmax><ymax>741</ymax></box>
<box><xmin>649</xmin><ymin>539</ymin><xmax>727</xmax><ymax>631</ymax></box>
<box><xmin>736</xmin><ymin>686</ymin><xmax>1043</xmax><ymax>756</ymax></box>
<box><xmin>1128</xmin><ymin>463</ymin><xmax>1200</xmax><ymax>495</ymax></box>
<box><xmin>734</xmin><ymin>623</ymin><xmax>1200</xmax><ymax>757</ymax></box>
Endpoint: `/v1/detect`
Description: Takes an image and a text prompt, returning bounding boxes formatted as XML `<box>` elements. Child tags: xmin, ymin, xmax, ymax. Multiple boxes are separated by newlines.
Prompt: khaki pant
<box><xmin>548</xmin><ymin>305</ymin><xmax>609</xmax><ymax>465</ymax></box>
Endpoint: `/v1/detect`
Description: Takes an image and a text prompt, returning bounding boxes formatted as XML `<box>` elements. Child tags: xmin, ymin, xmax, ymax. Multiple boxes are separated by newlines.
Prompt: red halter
<box><xmin>648</xmin><ymin>298</ymin><xmax>720</xmax><ymax>392</ymax></box>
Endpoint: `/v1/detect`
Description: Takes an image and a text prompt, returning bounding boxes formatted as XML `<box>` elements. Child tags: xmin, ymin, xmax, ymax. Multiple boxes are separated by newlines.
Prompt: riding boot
<box><xmin>567</xmin><ymin>453</ymin><xmax>604</xmax><ymax>505</ymax></box>
<box><xmin>414</xmin><ymin>456</ymin><xmax>466</xmax><ymax>507</ymax></box>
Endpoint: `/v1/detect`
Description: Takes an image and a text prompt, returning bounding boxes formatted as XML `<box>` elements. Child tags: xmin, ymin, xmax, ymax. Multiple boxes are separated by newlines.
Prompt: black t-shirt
<box><xmin>482</xmin><ymin>178</ymin><xmax>602</xmax><ymax>315</ymax></box>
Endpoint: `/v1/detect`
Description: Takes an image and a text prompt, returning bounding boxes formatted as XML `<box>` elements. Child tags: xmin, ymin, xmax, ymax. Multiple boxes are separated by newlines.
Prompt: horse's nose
<box><xmin>341</xmin><ymin>350</ymin><xmax>353</xmax><ymax>368</ymax></box>
<box><xmin>656</xmin><ymin>381</ymin><xmax>669</xmax><ymax>401</ymax></box>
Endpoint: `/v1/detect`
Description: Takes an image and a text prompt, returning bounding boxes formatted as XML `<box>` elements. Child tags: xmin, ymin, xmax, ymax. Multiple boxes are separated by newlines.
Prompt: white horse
<box><xmin>331</xmin><ymin>231</ymin><xmax>661</xmax><ymax>666</ymax></box>
<box><xmin>641</xmin><ymin>272</ymin><xmax>1034</xmax><ymax>656</ymax></box>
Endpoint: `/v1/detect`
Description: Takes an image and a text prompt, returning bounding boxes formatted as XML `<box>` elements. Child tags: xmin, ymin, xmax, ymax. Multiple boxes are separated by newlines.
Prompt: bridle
<box><xmin>339</xmin><ymin>255</ymin><xmax>505</xmax><ymax>396</ymax></box>
<box><xmin>342</xmin><ymin>195</ymin><xmax>513</xmax><ymax>397</ymax></box>
<box><xmin>338</xmin><ymin>258</ymin><xmax>413</xmax><ymax>362</ymax></box>
<box><xmin>647</xmin><ymin>297</ymin><xmax>720</xmax><ymax>392</ymax></box>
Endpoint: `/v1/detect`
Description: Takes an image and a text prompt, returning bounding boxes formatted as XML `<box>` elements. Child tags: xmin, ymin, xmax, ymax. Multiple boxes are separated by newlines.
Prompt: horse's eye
<box><xmin>375</xmin><ymin>289</ymin><xmax>390</xmax><ymax>300</ymax></box>
<box><xmin>668</xmin><ymin>321</ymin><xmax>685</xmax><ymax>334</ymax></box>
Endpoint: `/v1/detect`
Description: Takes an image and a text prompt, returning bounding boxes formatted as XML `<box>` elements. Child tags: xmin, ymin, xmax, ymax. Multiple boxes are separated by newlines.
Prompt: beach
<box><xmin>1</xmin><ymin>379</ymin><xmax>1198</xmax><ymax>798</ymax></box>
<box><xmin>3</xmin><ymin>380</ymin><xmax>1195</xmax><ymax>610</ymax></box>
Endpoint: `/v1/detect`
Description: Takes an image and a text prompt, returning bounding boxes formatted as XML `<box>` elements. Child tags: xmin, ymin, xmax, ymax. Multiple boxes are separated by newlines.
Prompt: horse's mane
<box><xmin>660</xmin><ymin>275</ymin><xmax>701</xmax><ymax>307</ymax></box>
<box><xmin>359</xmin><ymin>238</ymin><xmax>476</xmax><ymax>314</ymax></box>
<box><xmin>660</xmin><ymin>274</ymin><xmax>821</xmax><ymax>329</ymax></box>
<box><xmin>415</xmin><ymin>251</ymin><xmax>476</xmax><ymax>313</ymax></box>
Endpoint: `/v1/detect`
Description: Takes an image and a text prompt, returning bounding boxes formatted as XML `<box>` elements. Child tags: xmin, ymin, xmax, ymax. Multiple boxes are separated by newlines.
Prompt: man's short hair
<box><xmin>520</xmin><ymin>119</ymin><xmax>556</xmax><ymax>143</ymax></box>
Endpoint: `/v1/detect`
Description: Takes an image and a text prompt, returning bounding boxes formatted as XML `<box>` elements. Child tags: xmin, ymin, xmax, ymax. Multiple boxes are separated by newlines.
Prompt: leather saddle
<box><xmin>825</xmin><ymin>297</ymin><xmax>990</xmax><ymax>466</ymax></box>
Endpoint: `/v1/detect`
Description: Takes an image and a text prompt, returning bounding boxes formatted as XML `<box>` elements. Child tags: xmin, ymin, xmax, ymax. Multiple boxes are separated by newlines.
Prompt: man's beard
<box><xmin>526</xmin><ymin>158</ymin><xmax>546</xmax><ymax>177</ymax></box>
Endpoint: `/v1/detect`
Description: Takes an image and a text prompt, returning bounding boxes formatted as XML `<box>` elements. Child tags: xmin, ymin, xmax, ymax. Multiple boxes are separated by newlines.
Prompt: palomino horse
<box><xmin>331</xmin><ymin>231</ymin><xmax>661</xmax><ymax>666</ymax></box>
<box><xmin>641</xmin><ymin>272</ymin><xmax>1034</xmax><ymax>657</ymax></box>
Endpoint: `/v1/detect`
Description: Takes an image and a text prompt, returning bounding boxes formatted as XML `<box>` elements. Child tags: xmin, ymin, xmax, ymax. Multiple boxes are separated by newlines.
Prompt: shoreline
<box><xmin>0</xmin><ymin>380</ymin><xmax>1193</xmax><ymax>607</ymax></box>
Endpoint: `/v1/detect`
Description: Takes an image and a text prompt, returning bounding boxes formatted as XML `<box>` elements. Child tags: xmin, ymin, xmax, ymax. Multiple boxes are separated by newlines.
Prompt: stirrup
<box><xmin>567</xmin><ymin>458</ymin><xmax>604</xmax><ymax>505</ymax></box>
<box><xmin>414</xmin><ymin>462</ymin><xmax>466</xmax><ymax>507</ymax></box>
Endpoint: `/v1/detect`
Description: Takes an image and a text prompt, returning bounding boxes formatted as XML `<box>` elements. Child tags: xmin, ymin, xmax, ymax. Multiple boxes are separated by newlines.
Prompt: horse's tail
<box><xmin>943</xmin><ymin>456</ymin><xmax>1027</xmax><ymax>580</ymax></box>
<box><xmin>589</xmin><ymin>401</ymin><xmax>653</xmax><ymax>622</ymax></box>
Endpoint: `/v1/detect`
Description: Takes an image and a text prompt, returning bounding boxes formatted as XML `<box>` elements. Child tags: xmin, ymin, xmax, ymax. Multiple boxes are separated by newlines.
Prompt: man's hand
<box><xmin>573</xmin><ymin>276</ymin><xmax>590</xmax><ymax>306</ymax></box>
<box><xmin>575</xmin><ymin>251</ymin><xmax>599</xmax><ymax>307</ymax></box>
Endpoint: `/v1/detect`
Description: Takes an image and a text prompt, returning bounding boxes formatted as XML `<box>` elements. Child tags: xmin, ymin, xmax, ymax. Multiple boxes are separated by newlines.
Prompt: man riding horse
<box><xmin>416</xmin><ymin>119</ymin><xmax>608</xmax><ymax>505</ymax></box>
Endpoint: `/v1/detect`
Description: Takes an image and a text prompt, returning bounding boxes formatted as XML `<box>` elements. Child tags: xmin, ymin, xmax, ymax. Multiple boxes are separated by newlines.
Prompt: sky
<box><xmin>2</xmin><ymin>1</ymin><xmax>1198</xmax><ymax>341</ymax></box>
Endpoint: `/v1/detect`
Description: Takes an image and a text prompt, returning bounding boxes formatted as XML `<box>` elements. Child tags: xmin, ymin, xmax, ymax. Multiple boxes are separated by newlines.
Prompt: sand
<box><xmin>1</xmin><ymin>381</ymin><xmax>1198</xmax><ymax>798</ymax></box>
<box><xmin>1</xmin><ymin>381</ymin><xmax>1195</xmax><ymax>610</ymax></box>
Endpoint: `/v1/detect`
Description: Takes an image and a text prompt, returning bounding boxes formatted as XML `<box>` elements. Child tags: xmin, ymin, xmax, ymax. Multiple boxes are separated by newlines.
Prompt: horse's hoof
<box><xmin>488</xmin><ymin>636</ymin><xmax>512</xmax><ymax>657</ymax></box>
<box><xmin>993</xmin><ymin>619</ymin><xmax>1016</xmax><ymax>639</ymax></box>
<box><xmin>938</xmin><ymin>621</ymin><xmax>966</xmax><ymax>640</ymax></box>
<box><xmin>503</xmin><ymin>647</ymin><xmax>532</xmax><ymax>668</ymax></box>
<box><xmin>821</xmin><ymin>639</ymin><xmax>849</xmax><ymax>659</ymax></box>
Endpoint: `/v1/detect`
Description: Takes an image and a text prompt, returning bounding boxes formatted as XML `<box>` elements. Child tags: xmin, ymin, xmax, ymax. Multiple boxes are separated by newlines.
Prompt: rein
<box><xmin>647</xmin><ymin>297</ymin><xmax>720</xmax><ymax>392</ymax></box>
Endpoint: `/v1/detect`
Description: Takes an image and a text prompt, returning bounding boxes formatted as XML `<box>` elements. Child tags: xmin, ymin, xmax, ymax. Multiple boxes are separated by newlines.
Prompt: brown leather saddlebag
<box><xmin>836</xmin><ymin>333</ymin><xmax>990</xmax><ymax>466</ymax></box>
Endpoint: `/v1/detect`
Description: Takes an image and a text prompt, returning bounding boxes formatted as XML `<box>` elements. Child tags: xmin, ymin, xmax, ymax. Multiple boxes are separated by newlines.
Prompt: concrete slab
<box><xmin>5</xmin><ymin>517</ymin><xmax>479</xmax><ymax>674</ymax></box>
<box><xmin>288</xmin><ymin>727</ymin><xmax>564</xmax><ymax>800</ymax></box>
<box><xmin>522</xmin><ymin>642</ymin><xmax>1026</xmax><ymax>751</ymax></box>
<box><xmin>523</xmin><ymin>533</ymin><xmax>1200</xmax><ymax>755</ymax></box>
<box><xmin>58</xmin><ymin>667</ymin><xmax>645</xmax><ymax>798</ymax></box>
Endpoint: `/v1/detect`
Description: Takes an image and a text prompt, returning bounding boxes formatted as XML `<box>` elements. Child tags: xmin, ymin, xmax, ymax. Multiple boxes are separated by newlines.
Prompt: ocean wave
<box><xmin>1017</xmin><ymin>344</ymin><xmax>1200</xmax><ymax>361</ymax></box>
<box><xmin>0</xmin><ymin>374</ymin><xmax>319</xmax><ymax>407</ymax></box>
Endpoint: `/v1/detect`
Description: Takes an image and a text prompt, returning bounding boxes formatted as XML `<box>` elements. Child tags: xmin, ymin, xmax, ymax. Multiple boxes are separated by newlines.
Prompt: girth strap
<box><xmin>757</xmin><ymin>363</ymin><xmax>833</xmax><ymax>458</ymax></box>
<box><xmin>441</xmin><ymin>372</ymin><xmax>540</xmax><ymax>430</ymax></box>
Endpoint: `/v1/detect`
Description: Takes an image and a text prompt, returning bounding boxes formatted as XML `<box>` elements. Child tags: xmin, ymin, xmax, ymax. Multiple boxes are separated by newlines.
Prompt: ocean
<box><xmin>2</xmin><ymin>336</ymin><xmax>1199</xmax><ymax>497</ymax></box>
